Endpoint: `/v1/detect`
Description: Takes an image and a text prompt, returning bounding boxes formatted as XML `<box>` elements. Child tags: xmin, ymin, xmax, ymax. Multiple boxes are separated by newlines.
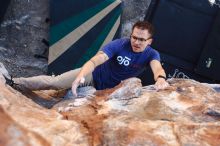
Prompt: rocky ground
<box><xmin>0</xmin><ymin>0</ymin><xmax>49</xmax><ymax>77</ymax></box>
<box><xmin>120</xmin><ymin>0</ymin><xmax>151</xmax><ymax>37</ymax></box>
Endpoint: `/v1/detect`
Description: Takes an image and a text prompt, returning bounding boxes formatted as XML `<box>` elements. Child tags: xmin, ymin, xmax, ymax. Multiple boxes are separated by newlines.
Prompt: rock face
<box><xmin>0</xmin><ymin>77</ymin><xmax>220</xmax><ymax>146</ymax></box>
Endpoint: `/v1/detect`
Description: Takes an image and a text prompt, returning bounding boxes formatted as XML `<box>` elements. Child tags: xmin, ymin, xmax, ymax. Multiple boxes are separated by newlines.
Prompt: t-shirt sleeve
<box><xmin>101</xmin><ymin>39</ymin><xmax>123</xmax><ymax>58</ymax></box>
<box><xmin>150</xmin><ymin>49</ymin><xmax>161</xmax><ymax>62</ymax></box>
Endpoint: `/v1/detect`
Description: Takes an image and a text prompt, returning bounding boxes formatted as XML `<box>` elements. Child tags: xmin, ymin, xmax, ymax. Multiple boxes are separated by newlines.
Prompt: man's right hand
<box><xmin>71</xmin><ymin>76</ymin><xmax>85</xmax><ymax>97</ymax></box>
<box><xmin>71</xmin><ymin>51</ymin><xmax>109</xmax><ymax>96</ymax></box>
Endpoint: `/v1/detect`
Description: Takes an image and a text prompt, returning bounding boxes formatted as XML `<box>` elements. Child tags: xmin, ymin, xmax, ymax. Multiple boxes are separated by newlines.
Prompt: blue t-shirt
<box><xmin>92</xmin><ymin>38</ymin><xmax>160</xmax><ymax>90</ymax></box>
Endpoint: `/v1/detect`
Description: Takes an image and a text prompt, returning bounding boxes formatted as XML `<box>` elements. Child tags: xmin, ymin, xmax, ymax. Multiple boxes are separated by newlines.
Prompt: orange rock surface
<box><xmin>0</xmin><ymin>77</ymin><xmax>220</xmax><ymax>146</ymax></box>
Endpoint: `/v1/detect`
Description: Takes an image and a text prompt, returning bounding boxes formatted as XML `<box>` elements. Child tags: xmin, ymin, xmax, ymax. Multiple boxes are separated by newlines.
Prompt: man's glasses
<box><xmin>130</xmin><ymin>35</ymin><xmax>151</xmax><ymax>43</ymax></box>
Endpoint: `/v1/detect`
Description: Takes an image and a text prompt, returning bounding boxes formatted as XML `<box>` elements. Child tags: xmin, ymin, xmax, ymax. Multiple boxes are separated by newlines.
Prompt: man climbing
<box><xmin>2</xmin><ymin>21</ymin><xmax>169</xmax><ymax>96</ymax></box>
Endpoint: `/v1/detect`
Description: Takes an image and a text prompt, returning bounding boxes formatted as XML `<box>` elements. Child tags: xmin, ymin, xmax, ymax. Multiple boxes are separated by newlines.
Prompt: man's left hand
<box><xmin>155</xmin><ymin>78</ymin><xmax>169</xmax><ymax>90</ymax></box>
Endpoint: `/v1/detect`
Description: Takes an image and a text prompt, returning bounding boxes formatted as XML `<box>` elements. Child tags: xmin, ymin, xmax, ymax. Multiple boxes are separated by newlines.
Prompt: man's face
<box><xmin>130</xmin><ymin>27</ymin><xmax>152</xmax><ymax>53</ymax></box>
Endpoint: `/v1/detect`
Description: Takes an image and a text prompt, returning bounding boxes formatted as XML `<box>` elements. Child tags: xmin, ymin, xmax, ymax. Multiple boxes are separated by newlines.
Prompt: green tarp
<box><xmin>49</xmin><ymin>0</ymin><xmax>122</xmax><ymax>75</ymax></box>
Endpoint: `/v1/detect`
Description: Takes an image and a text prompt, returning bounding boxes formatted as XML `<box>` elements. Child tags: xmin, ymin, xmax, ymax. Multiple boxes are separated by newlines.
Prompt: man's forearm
<box><xmin>76</xmin><ymin>51</ymin><xmax>109</xmax><ymax>79</ymax></box>
<box><xmin>77</xmin><ymin>60</ymin><xmax>95</xmax><ymax>79</ymax></box>
<box><xmin>154</xmin><ymin>69</ymin><xmax>166</xmax><ymax>81</ymax></box>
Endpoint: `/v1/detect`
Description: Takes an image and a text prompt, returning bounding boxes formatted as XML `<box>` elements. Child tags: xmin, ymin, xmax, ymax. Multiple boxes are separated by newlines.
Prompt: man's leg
<box><xmin>14</xmin><ymin>68</ymin><xmax>93</xmax><ymax>90</ymax></box>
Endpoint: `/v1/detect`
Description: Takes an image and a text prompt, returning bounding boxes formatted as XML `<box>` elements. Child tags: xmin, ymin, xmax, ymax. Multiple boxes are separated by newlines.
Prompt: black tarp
<box><xmin>0</xmin><ymin>0</ymin><xmax>11</xmax><ymax>23</ymax></box>
<box><xmin>140</xmin><ymin>0</ymin><xmax>220</xmax><ymax>85</ymax></box>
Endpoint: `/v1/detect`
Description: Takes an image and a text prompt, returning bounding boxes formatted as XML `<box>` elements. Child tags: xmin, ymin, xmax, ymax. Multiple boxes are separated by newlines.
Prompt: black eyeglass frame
<box><xmin>130</xmin><ymin>35</ymin><xmax>152</xmax><ymax>42</ymax></box>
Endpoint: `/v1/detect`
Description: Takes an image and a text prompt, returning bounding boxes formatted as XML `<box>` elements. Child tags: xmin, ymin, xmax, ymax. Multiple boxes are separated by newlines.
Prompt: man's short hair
<box><xmin>132</xmin><ymin>21</ymin><xmax>154</xmax><ymax>37</ymax></box>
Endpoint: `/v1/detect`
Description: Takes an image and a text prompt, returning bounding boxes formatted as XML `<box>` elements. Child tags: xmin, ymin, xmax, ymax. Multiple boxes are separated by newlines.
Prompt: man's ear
<box><xmin>148</xmin><ymin>38</ymin><xmax>153</xmax><ymax>45</ymax></box>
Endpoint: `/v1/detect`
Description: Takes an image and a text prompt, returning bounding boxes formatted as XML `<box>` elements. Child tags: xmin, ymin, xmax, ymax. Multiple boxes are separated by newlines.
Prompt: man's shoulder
<box><xmin>106</xmin><ymin>38</ymin><xmax>130</xmax><ymax>50</ymax></box>
<box><xmin>145</xmin><ymin>46</ymin><xmax>161</xmax><ymax>61</ymax></box>
<box><xmin>146</xmin><ymin>46</ymin><xmax>159</xmax><ymax>54</ymax></box>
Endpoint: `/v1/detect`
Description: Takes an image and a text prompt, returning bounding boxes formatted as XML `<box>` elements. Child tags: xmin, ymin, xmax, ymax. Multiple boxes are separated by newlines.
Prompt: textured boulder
<box><xmin>0</xmin><ymin>77</ymin><xmax>220</xmax><ymax>146</ymax></box>
<box><xmin>0</xmin><ymin>106</ymin><xmax>50</xmax><ymax>146</ymax></box>
<box><xmin>0</xmin><ymin>77</ymin><xmax>89</xmax><ymax>146</ymax></box>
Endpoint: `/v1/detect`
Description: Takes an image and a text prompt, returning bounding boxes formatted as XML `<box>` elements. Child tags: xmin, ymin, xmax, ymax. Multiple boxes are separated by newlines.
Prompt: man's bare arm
<box><xmin>150</xmin><ymin>60</ymin><xmax>169</xmax><ymax>89</ymax></box>
<box><xmin>72</xmin><ymin>51</ymin><xmax>109</xmax><ymax>96</ymax></box>
<box><xmin>77</xmin><ymin>51</ymin><xmax>109</xmax><ymax>78</ymax></box>
<box><xmin>150</xmin><ymin>60</ymin><xmax>166</xmax><ymax>81</ymax></box>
